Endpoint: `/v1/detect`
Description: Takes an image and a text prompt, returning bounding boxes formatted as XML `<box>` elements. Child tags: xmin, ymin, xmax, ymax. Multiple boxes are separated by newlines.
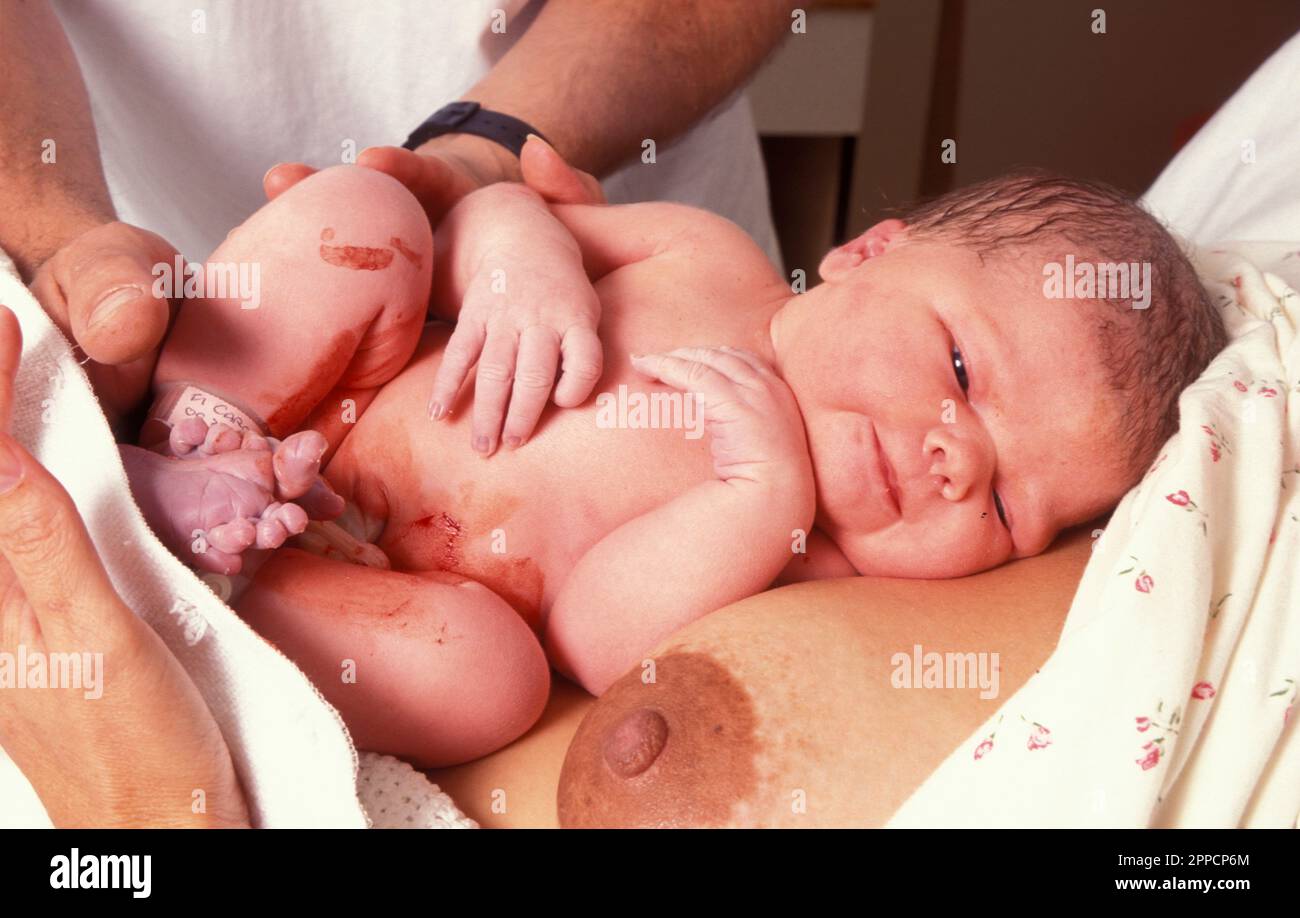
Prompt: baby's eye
<box><xmin>951</xmin><ymin>346</ymin><xmax>970</xmax><ymax>393</ymax></box>
<box><xmin>993</xmin><ymin>490</ymin><xmax>1008</xmax><ymax>528</ymax></box>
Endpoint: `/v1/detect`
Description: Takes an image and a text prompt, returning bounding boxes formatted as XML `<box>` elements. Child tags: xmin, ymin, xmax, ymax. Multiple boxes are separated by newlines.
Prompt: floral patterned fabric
<box><xmin>889</xmin><ymin>244</ymin><xmax>1300</xmax><ymax>827</ymax></box>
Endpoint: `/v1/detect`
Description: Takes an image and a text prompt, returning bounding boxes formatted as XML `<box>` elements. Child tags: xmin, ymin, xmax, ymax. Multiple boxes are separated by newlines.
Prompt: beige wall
<box><xmin>950</xmin><ymin>0</ymin><xmax>1300</xmax><ymax>194</ymax></box>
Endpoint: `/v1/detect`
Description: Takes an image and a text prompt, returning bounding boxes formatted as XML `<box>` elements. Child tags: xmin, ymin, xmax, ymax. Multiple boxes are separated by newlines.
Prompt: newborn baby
<box><xmin>120</xmin><ymin>152</ymin><xmax>1224</xmax><ymax>766</ymax></box>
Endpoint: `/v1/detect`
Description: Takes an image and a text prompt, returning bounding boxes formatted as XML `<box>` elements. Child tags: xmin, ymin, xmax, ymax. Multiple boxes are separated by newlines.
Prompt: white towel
<box><xmin>0</xmin><ymin>249</ymin><xmax>472</xmax><ymax>828</ymax></box>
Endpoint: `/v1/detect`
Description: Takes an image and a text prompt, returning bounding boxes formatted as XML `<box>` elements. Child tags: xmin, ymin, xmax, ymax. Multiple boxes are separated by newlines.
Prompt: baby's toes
<box><xmin>242</xmin><ymin>430</ymin><xmax>271</xmax><ymax>451</ymax></box>
<box><xmin>198</xmin><ymin>422</ymin><xmax>244</xmax><ymax>456</ymax></box>
<box><xmin>272</xmin><ymin>430</ymin><xmax>328</xmax><ymax>500</ymax></box>
<box><xmin>255</xmin><ymin>502</ymin><xmax>309</xmax><ymax>549</ymax></box>
<box><xmin>168</xmin><ymin>417</ymin><xmax>209</xmax><ymax>456</ymax></box>
<box><xmin>295</xmin><ymin>476</ymin><xmax>346</xmax><ymax>520</ymax></box>
<box><xmin>206</xmin><ymin>517</ymin><xmax>257</xmax><ymax>555</ymax></box>
<box><xmin>192</xmin><ymin>542</ymin><xmax>244</xmax><ymax>576</ymax></box>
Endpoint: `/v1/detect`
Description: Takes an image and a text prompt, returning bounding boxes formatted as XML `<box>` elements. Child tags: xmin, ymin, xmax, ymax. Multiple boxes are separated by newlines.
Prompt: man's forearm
<box><xmin>456</xmin><ymin>0</ymin><xmax>800</xmax><ymax>178</ymax></box>
<box><xmin>0</xmin><ymin>0</ymin><xmax>116</xmax><ymax>279</ymax></box>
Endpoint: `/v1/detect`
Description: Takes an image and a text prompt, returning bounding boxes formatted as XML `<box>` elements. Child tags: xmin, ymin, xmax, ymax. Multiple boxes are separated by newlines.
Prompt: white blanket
<box><xmin>889</xmin><ymin>33</ymin><xmax>1300</xmax><ymax>827</ymax></box>
<box><xmin>0</xmin><ymin>248</ymin><xmax>472</xmax><ymax>828</ymax></box>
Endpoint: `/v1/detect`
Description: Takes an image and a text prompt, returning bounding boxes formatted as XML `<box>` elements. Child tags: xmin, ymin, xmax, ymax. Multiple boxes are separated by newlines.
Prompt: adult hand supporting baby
<box><xmin>28</xmin><ymin>221</ymin><xmax>179</xmax><ymax>426</ymax></box>
<box><xmin>0</xmin><ymin>306</ymin><xmax>248</xmax><ymax>828</ymax></box>
<box><xmin>265</xmin><ymin>136</ymin><xmax>608</xmax><ymax>454</ymax></box>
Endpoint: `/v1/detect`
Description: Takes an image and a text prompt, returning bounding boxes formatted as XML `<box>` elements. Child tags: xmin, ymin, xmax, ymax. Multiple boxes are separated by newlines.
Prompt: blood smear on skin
<box><xmin>389</xmin><ymin>236</ymin><xmax>423</xmax><ymax>269</ymax></box>
<box><xmin>320</xmin><ymin>243</ymin><xmax>394</xmax><ymax>271</ymax></box>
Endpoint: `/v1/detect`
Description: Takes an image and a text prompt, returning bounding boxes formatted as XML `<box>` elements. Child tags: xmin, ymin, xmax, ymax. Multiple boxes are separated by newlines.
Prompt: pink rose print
<box><xmin>1200</xmin><ymin>422</ymin><xmax>1231</xmax><ymax>462</ymax></box>
<box><xmin>1118</xmin><ymin>556</ymin><xmax>1157</xmax><ymax>591</ymax></box>
<box><xmin>973</xmin><ymin>716</ymin><xmax>1003</xmax><ymax>762</ymax></box>
<box><xmin>1258</xmin><ymin>386</ymin><xmax>1278</xmax><ymax>398</ymax></box>
<box><xmin>1163</xmin><ymin>488</ymin><xmax>1210</xmax><ymax>534</ymax></box>
<box><xmin>1133</xmin><ymin>700</ymin><xmax>1180</xmax><ymax>771</ymax></box>
<box><xmin>1233</xmin><ymin>380</ymin><xmax>1248</xmax><ymax>392</ymax></box>
<box><xmin>1027</xmin><ymin>724</ymin><xmax>1052</xmax><ymax>751</ymax></box>
<box><xmin>1137</xmin><ymin>742</ymin><xmax>1161</xmax><ymax>771</ymax></box>
<box><xmin>1230</xmin><ymin>275</ymin><xmax>1243</xmax><ymax>289</ymax></box>
<box><xmin>1191</xmin><ymin>681</ymin><xmax>1216</xmax><ymax>700</ymax></box>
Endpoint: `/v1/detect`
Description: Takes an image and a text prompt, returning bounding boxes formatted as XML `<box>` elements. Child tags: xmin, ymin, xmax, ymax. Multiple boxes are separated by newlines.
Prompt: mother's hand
<box><xmin>0</xmin><ymin>307</ymin><xmax>247</xmax><ymax>827</ymax></box>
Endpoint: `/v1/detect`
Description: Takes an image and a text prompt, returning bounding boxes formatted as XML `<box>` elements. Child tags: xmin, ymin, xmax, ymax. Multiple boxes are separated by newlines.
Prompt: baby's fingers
<box><xmin>630</xmin><ymin>347</ymin><xmax>761</xmax><ymax>392</ymax></box>
<box><xmin>502</xmin><ymin>326</ymin><xmax>560</xmax><ymax>448</ymax></box>
<box><xmin>629</xmin><ymin>350</ymin><xmax>726</xmax><ymax>397</ymax></box>
<box><xmin>471</xmin><ymin>330</ymin><xmax>519</xmax><ymax>455</ymax></box>
<box><xmin>554</xmin><ymin>325</ymin><xmax>603</xmax><ymax>408</ymax></box>
<box><xmin>428</xmin><ymin>320</ymin><xmax>486</xmax><ymax>420</ymax></box>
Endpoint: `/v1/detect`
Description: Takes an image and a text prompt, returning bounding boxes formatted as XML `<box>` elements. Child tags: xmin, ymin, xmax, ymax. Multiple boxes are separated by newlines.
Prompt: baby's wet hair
<box><xmin>899</xmin><ymin>170</ymin><xmax>1227</xmax><ymax>479</ymax></box>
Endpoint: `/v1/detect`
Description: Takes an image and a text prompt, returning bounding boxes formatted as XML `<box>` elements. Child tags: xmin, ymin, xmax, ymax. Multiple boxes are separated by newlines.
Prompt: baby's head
<box><xmin>771</xmin><ymin>171</ymin><xmax>1226</xmax><ymax>577</ymax></box>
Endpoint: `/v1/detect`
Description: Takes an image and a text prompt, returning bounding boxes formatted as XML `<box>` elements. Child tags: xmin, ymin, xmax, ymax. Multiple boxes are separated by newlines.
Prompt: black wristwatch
<box><xmin>401</xmin><ymin>101</ymin><xmax>546</xmax><ymax>157</ymax></box>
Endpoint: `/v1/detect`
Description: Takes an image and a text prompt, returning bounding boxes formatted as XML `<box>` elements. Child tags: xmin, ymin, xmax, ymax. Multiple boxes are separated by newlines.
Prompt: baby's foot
<box><xmin>123</xmin><ymin>423</ymin><xmax>344</xmax><ymax>574</ymax></box>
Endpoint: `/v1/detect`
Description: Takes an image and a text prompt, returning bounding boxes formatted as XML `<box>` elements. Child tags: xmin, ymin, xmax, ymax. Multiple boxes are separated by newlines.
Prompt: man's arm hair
<box><xmin>0</xmin><ymin>0</ymin><xmax>116</xmax><ymax>279</ymax></box>
<box><xmin>457</xmin><ymin>0</ymin><xmax>804</xmax><ymax>178</ymax></box>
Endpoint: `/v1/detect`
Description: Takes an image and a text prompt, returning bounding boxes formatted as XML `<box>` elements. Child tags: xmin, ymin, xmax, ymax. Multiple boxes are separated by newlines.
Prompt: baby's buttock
<box><xmin>323</xmin><ymin>325</ymin><xmax>710</xmax><ymax>627</ymax></box>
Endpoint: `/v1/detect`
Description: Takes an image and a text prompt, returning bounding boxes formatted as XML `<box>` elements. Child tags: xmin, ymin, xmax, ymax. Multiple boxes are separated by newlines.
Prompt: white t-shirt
<box><xmin>51</xmin><ymin>0</ymin><xmax>781</xmax><ymax>267</ymax></box>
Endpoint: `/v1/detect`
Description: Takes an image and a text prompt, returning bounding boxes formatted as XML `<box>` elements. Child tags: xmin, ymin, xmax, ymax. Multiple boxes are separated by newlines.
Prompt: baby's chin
<box><xmin>826</xmin><ymin>524</ymin><xmax>1010</xmax><ymax>580</ymax></box>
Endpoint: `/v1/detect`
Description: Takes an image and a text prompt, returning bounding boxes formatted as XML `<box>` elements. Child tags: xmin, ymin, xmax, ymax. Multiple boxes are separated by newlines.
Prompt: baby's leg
<box><xmin>145</xmin><ymin>164</ymin><xmax>432</xmax><ymax>445</ymax></box>
<box><xmin>237</xmin><ymin>549</ymin><xmax>551</xmax><ymax>767</ymax></box>
<box><xmin>125</xmin><ymin>166</ymin><xmax>432</xmax><ymax>573</ymax></box>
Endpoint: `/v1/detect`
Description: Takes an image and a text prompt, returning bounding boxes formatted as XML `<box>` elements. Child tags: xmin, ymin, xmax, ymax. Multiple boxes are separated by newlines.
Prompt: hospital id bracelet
<box><xmin>400</xmin><ymin>101</ymin><xmax>547</xmax><ymax>157</ymax></box>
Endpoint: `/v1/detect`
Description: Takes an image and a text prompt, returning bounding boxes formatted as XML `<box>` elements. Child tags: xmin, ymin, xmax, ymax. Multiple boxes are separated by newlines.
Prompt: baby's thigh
<box><xmin>154</xmin><ymin>166</ymin><xmax>432</xmax><ymax>436</ymax></box>
<box><xmin>238</xmin><ymin>548</ymin><xmax>550</xmax><ymax>767</ymax></box>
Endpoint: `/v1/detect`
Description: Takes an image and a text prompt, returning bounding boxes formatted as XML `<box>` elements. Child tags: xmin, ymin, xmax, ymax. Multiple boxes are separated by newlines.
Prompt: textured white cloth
<box><xmin>888</xmin><ymin>33</ymin><xmax>1300</xmax><ymax>828</ymax></box>
<box><xmin>0</xmin><ymin>251</ymin><xmax>470</xmax><ymax>828</ymax></box>
<box><xmin>50</xmin><ymin>0</ymin><xmax>781</xmax><ymax>268</ymax></box>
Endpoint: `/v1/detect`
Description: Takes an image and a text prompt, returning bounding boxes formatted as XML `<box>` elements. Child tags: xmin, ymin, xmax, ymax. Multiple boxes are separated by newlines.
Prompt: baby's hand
<box><xmin>630</xmin><ymin>346</ymin><xmax>814</xmax><ymax>493</ymax></box>
<box><xmin>428</xmin><ymin>185</ymin><xmax>602</xmax><ymax>455</ymax></box>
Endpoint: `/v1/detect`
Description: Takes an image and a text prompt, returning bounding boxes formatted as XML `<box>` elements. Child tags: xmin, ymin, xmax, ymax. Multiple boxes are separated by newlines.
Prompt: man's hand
<box><xmin>263</xmin><ymin>132</ymin><xmax>603</xmax><ymax>227</ymax></box>
<box><xmin>264</xmin><ymin>134</ymin><xmax>606</xmax><ymax>454</ymax></box>
<box><xmin>0</xmin><ymin>306</ymin><xmax>247</xmax><ymax>828</ymax></box>
<box><xmin>28</xmin><ymin>222</ymin><xmax>178</xmax><ymax>424</ymax></box>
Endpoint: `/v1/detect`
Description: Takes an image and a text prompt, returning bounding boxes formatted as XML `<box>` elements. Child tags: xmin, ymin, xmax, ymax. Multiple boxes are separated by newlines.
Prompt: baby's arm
<box><xmin>426</xmin><ymin>181</ymin><xmax>602</xmax><ymax>452</ymax></box>
<box><xmin>544</xmin><ymin>347</ymin><xmax>816</xmax><ymax>695</ymax></box>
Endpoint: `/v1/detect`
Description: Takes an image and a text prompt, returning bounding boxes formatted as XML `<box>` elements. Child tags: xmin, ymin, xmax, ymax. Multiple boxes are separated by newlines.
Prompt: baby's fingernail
<box><xmin>89</xmin><ymin>285</ymin><xmax>146</xmax><ymax>332</ymax></box>
<box><xmin>473</xmin><ymin>436</ymin><xmax>490</xmax><ymax>454</ymax></box>
<box><xmin>428</xmin><ymin>399</ymin><xmax>443</xmax><ymax>420</ymax></box>
<box><xmin>504</xmin><ymin>435</ymin><xmax>522</xmax><ymax>449</ymax></box>
<box><xmin>629</xmin><ymin>353</ymin><xmax>644</xmax><ymax>361</ymax></box>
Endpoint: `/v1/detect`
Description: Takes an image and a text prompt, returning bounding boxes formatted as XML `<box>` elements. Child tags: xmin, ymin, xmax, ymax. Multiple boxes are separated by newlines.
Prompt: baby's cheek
<box><xmin>840</xmin><ymin>514</ymin><xmax>1009</xmax><ymax>578</ymax></box>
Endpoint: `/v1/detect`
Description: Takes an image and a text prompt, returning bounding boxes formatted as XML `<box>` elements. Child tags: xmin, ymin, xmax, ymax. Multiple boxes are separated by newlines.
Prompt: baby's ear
<box><xmin>818</xmin><ymin>219</ymin><xmax>908</xmax><ymax>282</ymax></box>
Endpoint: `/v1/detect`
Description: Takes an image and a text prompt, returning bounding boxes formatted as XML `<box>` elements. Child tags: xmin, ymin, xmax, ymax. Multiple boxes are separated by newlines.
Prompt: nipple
<box><xmin>601</xmin><ymin>707</ymin><xmax>669</xmax><ymax>778</ymax></box>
